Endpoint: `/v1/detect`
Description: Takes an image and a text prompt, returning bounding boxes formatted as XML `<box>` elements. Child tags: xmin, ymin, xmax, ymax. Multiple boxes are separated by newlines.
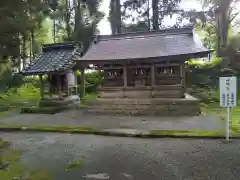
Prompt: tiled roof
<box><xmin>79</xmin><ymin>26</ymin><xmax>210</xmax><ymax>61</ymax></box>
<box><xmin>21</xmin><ymin>42</ymin><xmax>82</xmax><ymax>75</ymax></box>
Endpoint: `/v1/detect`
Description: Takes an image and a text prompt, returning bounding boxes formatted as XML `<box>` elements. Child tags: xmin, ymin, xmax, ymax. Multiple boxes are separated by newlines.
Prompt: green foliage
<box><xmin>187</xmin><ymin>57</ymin><xmax>223</xmax><ymax>88</ymax></box>
<box><xmin>0</xmin><ymin>83</ymin><xmax>40</xmax><ymax>111</ymax></box>
<box><xmin>0</xmin><ymin>72</ymin><xmax>25</xmax><ymax>91</ymax></box>
<box><xmin>76</xmin><ymin>71</ymin><xmax>103</xmax><ymax>94</ymax></box>
<box><xmin>85</xmin><ymin>71</ymin><xmax>103</xmax><ymax>93</ymax></box>
<box><xmin>0</xmin><ymin>0</ymin><xmax>50</xmax><ymax>59</ymax></box>
<box><xmin>50</xmin><ymin>0</ymin><xmax>104</xmax><ymax>52</ymax></box>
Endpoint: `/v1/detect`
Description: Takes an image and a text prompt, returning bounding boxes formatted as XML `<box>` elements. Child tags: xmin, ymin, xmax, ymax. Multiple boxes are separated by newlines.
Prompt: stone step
<box><xmin>85</xmin><ymin>94</ymin><xmax>200</xmax><ymax>116</ymax></box>
<box><xmin>87</xmin><ymin>98</ymin><xmax>199</xmax><ymax>106</ymax></box>
<box><xmin>89</xmin><ymin>104</ymin><xmax>200</xmax><ymax>111</ymax></box>
<box><xmin>99</xmin><ymin>90</ymin><xmax>184</xmax><ymax>99</ymax></box>
<box><xmin>86</xmin><ymin>108</ymin><xmax>200</xmax><ymax>116</ymax></box>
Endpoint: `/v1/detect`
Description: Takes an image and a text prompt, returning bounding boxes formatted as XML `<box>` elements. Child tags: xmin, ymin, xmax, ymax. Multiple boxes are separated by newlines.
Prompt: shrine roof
<box><xmin>21</xmin><ymin>42</ymin><xmax>82</xmax><ymax>75</ymax></box>
<box><xmin>79</xmin><ymin>26</ymin><xmax>211</xmax><ymax>62</ymax></box>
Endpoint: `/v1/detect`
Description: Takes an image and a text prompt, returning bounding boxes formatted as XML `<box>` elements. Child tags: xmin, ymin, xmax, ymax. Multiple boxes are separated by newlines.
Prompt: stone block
<box><xmin>86</xmin><ymin>94</ymin><xmax>201</xmax><ymax>117</ymax></box>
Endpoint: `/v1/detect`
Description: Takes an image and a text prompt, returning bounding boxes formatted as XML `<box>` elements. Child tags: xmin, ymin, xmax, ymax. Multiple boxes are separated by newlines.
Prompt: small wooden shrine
<box><xmin>77</xmin><ymin>26</ymin><xmax>211</xmax><ymax>116</ymax></box>
<box><xmin>21</xmin><ymin>42</ymin><xmax>83</xmax><ymax>106</ymax></box>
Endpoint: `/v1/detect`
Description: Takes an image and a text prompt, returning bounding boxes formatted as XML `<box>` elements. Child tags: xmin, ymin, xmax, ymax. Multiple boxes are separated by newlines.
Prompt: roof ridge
<box><xmin>98</xmin><ymin>26</ymin><xmax>193</xmax><ymax>42</ymax></box>
<box><xmin>42</xmin><ymin>41</ymin><xmax>82</xmax><ymax>51</ymax></box>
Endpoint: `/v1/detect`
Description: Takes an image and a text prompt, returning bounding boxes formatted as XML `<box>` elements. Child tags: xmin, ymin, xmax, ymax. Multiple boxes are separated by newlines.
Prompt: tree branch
<box><xmin>229</xmin><ymin>11</ymin><xmax>240</xmax><ymax>24</ymax></box>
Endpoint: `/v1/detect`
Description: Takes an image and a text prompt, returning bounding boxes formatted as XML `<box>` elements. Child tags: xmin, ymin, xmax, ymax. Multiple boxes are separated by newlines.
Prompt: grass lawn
<box><xmin>201</xmin><ymin>102</ymin><xmax>240</xmax><ymax>133</ymax></box>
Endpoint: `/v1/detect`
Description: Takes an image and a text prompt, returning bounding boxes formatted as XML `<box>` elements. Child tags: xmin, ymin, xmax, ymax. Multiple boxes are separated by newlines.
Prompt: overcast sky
<box><xmin>97</xmin><ymin>0</ymin><xmax>203</xmax><ymax>35</ymax></box>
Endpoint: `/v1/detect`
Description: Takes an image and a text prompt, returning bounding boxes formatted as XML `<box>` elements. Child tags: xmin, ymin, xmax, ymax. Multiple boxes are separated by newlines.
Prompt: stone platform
<box><xmin>39</xmin><ymin>95</ymin><xmax>80</xmax><ymax>108</ymax></box>
<box><xmin>98</xmin><ymin>85</ymin><xmax>185</xmax><ymax>99</ymax></box>
<box><xmin>86</xmin><ymin>94</ymin><xmax>201</xmax><ymax>116</ymax></box>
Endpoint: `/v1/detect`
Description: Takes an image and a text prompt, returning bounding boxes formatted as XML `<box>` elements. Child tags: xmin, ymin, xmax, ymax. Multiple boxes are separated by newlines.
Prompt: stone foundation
<box><xmin>86</xmin><ymin>94</ymin><xmax>201</xmax><ymax>116</ymax></box>
<box><xmin>98</xmin><ymin>85</ymin><xmax>185</xmax><ymax>99</ymax></box>
<box><xmin>39</xmin><ymin>95</ymin><xmax>80</xmax><ymax>109</ymax></box>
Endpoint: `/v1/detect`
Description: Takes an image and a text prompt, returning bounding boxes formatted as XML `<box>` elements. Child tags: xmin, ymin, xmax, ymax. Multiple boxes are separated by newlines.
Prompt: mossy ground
<box><xmin>150</xmin><ymin>130</ymin><xmax>231</xmax><ymax>137</ymax></box>
<box><xmin>65</xmin><ymin>160</ymin><xmax>83</xmax><ymax>172</ymax></box>
<box><xmin>0</xmin><ymin>138</ymin><xmax>52</xmax><ymax>180</ymax></box>
<box><xmin>0</xmin><ymin>124</ymin><xmax>240</xmax><ymax>138</ymax></box>
<box><xmin>0</xmin><ymin>124</ymin><xmax>96</xmax><ymax>134</ymax></box>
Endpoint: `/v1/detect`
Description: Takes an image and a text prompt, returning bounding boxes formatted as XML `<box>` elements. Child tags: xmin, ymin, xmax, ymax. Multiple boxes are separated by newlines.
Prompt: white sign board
<box><xmin>67</xmin><ymin>71</ymin><xmax>76</xmax><ymax>86</ymax></box>
<box><xmin>219</xmin><ymin>77</ymin><xmax>237</xmax><ymax>108</ymax></box>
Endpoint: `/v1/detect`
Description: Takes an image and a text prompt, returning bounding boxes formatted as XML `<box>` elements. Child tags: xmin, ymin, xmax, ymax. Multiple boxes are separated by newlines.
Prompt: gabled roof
<box><xmin>21</xmin><ymin>42</ymin><xmax>82</xmax><ymax>75</ymax></box>
<box><xmin>79</xmin><ymin>26</ymin><xmax>210</xmax><ymax>62</ymax></box>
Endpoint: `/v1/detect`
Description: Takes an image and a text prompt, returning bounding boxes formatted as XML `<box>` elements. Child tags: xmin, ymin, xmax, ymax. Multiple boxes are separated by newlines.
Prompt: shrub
<box><xmin>186</xmin><ymin>57</ymin><xmax>222</xmax><ymax>88</ymax></box>
<box><xmin>76</xmin><ymin>71</ymin><xmax>103</xmax><ymax>94</ymax></box>
<box><xmin>0</xmin><ymin>83</ymin><xmax>40</xmax><ymax>108</ymax></box>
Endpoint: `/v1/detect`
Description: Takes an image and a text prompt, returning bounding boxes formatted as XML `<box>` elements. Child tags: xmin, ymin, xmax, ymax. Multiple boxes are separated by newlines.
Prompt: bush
<box><xmin>0</xmin><ymin>83</ymin><xmax>40</xmax><ymax>108</ymax></box>
<box><xmin>186</xmin><ymin>57</ymin><xmax>222</xmax><ymax>88</ymax></box>
<box><xmin>76</xmin><ymin>71</ymin><xmax>103</xmax><ymax>94</ymax></box>
<box><xmin>0</xmin><ymin>71</ymin><xmax>24</xmax><ymax>92</ymax></box>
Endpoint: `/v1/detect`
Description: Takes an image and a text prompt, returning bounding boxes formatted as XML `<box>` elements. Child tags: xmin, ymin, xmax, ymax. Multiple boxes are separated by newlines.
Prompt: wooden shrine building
<box><xmin>77</xmin><ymin>26</ymin><xmax>211</xmax><ymax>116</ymax></box>
<box><xmin>21</xmin><ymin>42</ymin><xmax>83</xmax><ymax>106</ymax></box>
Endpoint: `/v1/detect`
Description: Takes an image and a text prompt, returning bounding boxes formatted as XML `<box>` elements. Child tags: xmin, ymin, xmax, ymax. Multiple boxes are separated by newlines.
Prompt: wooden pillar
<box><xmin>180</xmin><ymin>63</ymin><xmax>186</xmax><ymax>97</ymax></box>
<box><xmin>122</xmin><ymin>64</ymin><xmax>128</xmax><ymax>98</ymax></box>
<box><xmin>39</xmin><ymin>75</ymin><xmax>44</xmax><ymax>100</ymax></box>
<box><xmin>80</xmin><ymin>67</ymin><xmax>85</xmax><ymax>100</ymax></box>
<box><xmin>74</xmin><ymin>72</ymin><xmax>78</xmax><ymax>96</ymax></box>
<box><xmin>48</xmin><ymin>75</ymin><xmax>52</xmax><ymax>97</ymax></box>
<box><xmin>57</xmin><ymin>75</ymin><xmax>61</xmax><ymax>99</ymax></box>
<box><xmin>151</xmin><ymin>63</ymin><xmax>155</xmax><ymax>98</ymax></box>
<box><xmin>123</xmin><ymin>64</ymin><xmax>127</xmax><ymax>88</ymax></box>
<box><xmin>151</xmin><ymin>63</ymin><xmax>155</xmax><ymax>86</ymax></box>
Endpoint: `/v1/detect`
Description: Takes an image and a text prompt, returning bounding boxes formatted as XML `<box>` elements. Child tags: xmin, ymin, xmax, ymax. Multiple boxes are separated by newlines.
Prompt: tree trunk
<box><xmin>73</xmin><ymin>0</ymin><xmax>82</xmax><ymax>38</ymax></box>
<box><xmin>147</xmin><ymin>0</ymin><xmax>151</xmax><ymax>30</ymax></box>
<box><xmin>216</xmin><ymin>0</ymin><xmax>231</xmax><ymax>67</ymax></box>
<box><xmin>109</xmin><ymin>0</ymin><xmax>121</xmax><ymax>34</ymax></box>
<box><xmin>32</xmin><ymin>30</ymin><xmax>35</xmax><ymax>59</ymax></box>
<box><xmin>30</xmin><ymin>30</ymin><xmax>35</xmax><ymax>63</ymax></box>
<box><xmin>53</xmin><ymin>19</ymin><xmax>56</xmax><ymax>43</ymax></box>
<box><xmin>66</xmin><ymin>0</ymin><xmax>71</xmax><ymax>38</ymax></box>
<box><xmin>22</xmin><ymin>35</ymin><xmax>27</xmax><ymax>69</ymax></box>
<box><xmin>152</xmin><ymin>0</ymin><xmax>159</xmax><ymax>30</ymax></box>
<box><xmin>109</xmin><ymin>0</ymin><xmax>116</xmax><ymax>34</ymax></box>
<box><xmin>17</xmin><ymin>34</ymin><xmax>21</xmax><ymax>72</ymax></box>
<box><xmin>115</xmin><ymin>0</ymin><xmax>121</xmax><ymax>34</ymax></box>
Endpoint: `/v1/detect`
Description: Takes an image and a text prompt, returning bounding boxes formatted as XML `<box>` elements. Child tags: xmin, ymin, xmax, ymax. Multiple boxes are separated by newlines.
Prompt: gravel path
<box><xmin>0</xmin><ymin>110</ymin><xmax>224</xmax><ymax>131</ymax></box>
<box><xmin>1</xmin><ymin>132</ymin><xmax>240</xmax><ymax>180</ymax></box>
